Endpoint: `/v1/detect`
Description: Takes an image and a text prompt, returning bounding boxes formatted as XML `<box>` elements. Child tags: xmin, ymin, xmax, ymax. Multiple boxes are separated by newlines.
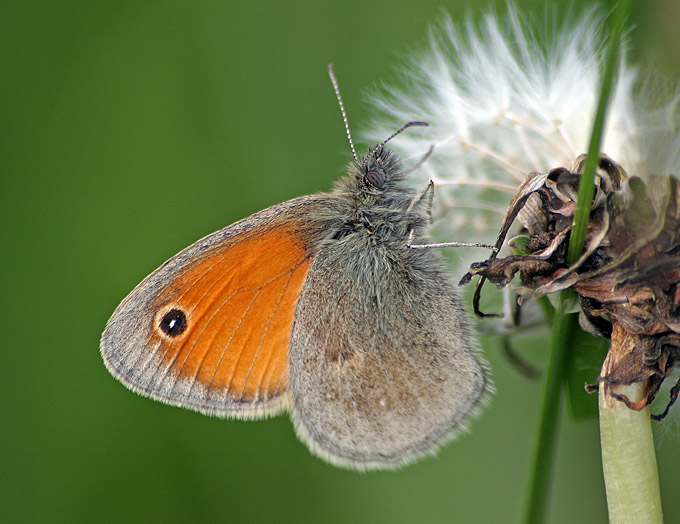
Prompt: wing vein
<box><xmin>239</xmin><ymin>267</ymin><xmax>296</xmax><ymax>401</ymax></box>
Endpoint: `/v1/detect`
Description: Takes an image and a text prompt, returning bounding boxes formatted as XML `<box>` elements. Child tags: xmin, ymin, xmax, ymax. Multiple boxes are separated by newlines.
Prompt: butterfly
<box><xmin>101</xmin><ymin>65</ymin><xmax>489</xmax><ymax>470</ymax></box>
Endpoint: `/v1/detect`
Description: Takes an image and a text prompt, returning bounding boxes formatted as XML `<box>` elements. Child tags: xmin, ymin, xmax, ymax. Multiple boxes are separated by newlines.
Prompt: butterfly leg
<box><xmin>406</xmin><ymin>180</ymin><xmax>434</xmax><ymax>215</ymax></box>
<box><xmin>406</xmin><ymin>181</ymin><xmax>496</xmax><ymax>250</ymax></box>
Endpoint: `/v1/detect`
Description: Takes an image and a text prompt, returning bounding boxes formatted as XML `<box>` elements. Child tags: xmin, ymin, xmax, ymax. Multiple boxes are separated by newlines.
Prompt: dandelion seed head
<box><xmin>364</xmin><ymin>6</ymin><xmax>680</xmax><ymax>268</ymax></box>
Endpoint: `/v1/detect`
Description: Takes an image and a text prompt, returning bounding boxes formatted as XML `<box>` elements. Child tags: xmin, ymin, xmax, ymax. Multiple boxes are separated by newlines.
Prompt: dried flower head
<box><xmin>462</xmin><ymin>155</ymin><xmax>680</xmax><ymax>418</ymax></box>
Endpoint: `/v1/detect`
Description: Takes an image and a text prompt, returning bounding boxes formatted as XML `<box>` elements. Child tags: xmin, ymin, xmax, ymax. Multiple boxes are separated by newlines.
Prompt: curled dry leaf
<box><xmin>462</xmin><ymin>155</ymin><xmax>680</xmax><ymax>418</ymax></box>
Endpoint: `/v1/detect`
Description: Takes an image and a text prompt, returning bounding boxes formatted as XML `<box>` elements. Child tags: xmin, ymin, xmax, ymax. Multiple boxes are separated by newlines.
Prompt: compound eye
<box><xmin>365</xmin><ymin>169</ymin><xmax>385</xmax><ymax>189</ymax></box>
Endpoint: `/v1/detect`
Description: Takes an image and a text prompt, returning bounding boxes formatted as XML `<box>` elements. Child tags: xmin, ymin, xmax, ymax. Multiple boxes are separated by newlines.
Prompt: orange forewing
<box><xmin>146</xmin><ymin>225</ymin><xmax>312</xmax><ymax>404</ymax></box>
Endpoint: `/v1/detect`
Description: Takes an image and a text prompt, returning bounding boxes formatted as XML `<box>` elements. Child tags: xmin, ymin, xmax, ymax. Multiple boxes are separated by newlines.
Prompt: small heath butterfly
<box><xmin>101</xmin><ymin>65</ymin><xmax>489</xmax><ymax>470</ymax></box>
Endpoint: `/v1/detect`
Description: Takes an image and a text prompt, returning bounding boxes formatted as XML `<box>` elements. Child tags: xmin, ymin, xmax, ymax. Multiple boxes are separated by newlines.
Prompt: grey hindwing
<box><xmin>288</xmin><ymin>230</ymin><xmax>488</xmax><ymax>469</ymax></box>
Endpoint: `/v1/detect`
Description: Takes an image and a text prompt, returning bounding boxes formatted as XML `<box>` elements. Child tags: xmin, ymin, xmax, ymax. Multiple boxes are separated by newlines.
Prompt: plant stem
<box><xmin>579</xmin><ymin>2</ymin><xmax>663</xmax><ymax>522</ymax></box>
<box><xmin>566</xmin><ymin>0</ymin><xmax>631</xmax><ymax>265</ymax></box>
<box><xmin>523</xmin><ymin>297</ymin><xmax>577</xmax><ymax>524</ymax></box>
<box><xmin>599</xmin><ymin>382</ymin><xmax>663</xmax><ymax>523</ymax></box>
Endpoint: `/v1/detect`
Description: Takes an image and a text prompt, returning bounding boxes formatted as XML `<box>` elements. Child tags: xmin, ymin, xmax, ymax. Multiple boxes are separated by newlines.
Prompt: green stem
<box><xmin>566</xmin><ymin>0</ymin><xmax>630</xmax><ymax>264</ymax></box>
<box><xmin>599</xmin><ymin>383</ymin><xmax>663</xmax><ymax>523</ymax></box>
<box><xmin>577</xmin><ymin>0</ymin><xmax>663</xmax><ymax>520</ymax></box>
<box><xmin>523</xmin><ymin>297</ymin><xmax>577</xmax><ymax>524</ymax></box>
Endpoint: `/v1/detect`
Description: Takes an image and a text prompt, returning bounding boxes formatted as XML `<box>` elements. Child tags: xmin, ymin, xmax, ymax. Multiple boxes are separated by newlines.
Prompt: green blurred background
<box><xmin>3</xmin><ymin>1</ymin><xmax>679</xmax><ymax>523</ymax></box>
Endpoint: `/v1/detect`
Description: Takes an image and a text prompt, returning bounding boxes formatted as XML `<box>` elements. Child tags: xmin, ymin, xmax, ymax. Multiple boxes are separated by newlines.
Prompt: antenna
<box><xmin>375</xmin><ymin>121</ymin><xmax>429</xmax><ymax>150</ymax></box>
<box><xmin>365</xmin><ymin>121</ymin><xmax>429</xmax><ymax>164</ymax></box>
<box><xmin>328</xmin><ymin>64</ymin><xmax>357</xmax><ymax>161</ymax></box>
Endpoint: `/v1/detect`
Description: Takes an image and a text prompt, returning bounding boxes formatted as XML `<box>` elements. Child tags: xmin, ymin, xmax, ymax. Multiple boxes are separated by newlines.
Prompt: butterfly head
<box><xmin>353</xmin><ymin>145</ymin><xmax>402</xmax><ymax>194</ymax></box>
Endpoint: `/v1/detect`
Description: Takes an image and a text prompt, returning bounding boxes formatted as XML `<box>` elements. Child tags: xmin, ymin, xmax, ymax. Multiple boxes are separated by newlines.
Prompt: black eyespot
<box><xmin>159</xmin><ymin>308</ymin><xmax>187</xmax><ymax>337</ymax></box>
<box><xmin>365</xmin><ymin>169</ymin><xmax>385</xmax><ymax>189</ymax></box>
